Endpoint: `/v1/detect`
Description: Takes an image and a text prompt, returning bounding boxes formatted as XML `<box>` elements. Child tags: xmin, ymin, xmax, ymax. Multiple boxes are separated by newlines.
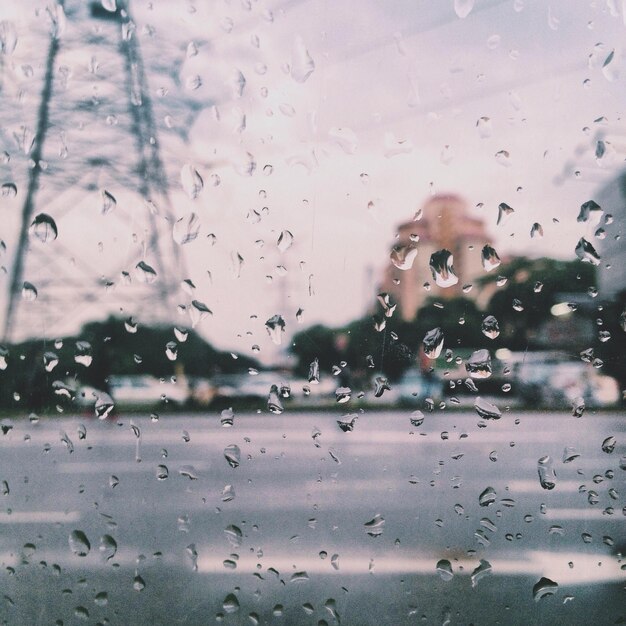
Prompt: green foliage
<box><xmin>480</xmin><ymin>257</ymin><xmax>596</xmax><ymax>349</ymax></box>
<box><xmin>0</xmin><ymin>316</ymin><xmax>259</xmax><ymax>411</ymax></box>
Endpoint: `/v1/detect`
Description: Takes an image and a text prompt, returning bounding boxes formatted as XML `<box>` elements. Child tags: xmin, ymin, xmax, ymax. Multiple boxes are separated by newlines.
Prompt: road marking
<box><xmin>544</xmin><ymin>508</ymin><xmax>621</xmax><ymax>520</ymax></box>
<box><xmin>0</xmin><ymin>511</ymin><xmax>81</xmax><ymax>523</ymax></box>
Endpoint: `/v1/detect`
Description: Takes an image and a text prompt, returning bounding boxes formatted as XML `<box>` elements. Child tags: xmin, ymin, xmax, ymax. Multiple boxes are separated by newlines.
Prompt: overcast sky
<box><xmin>0</xmin><ymin>0</ymin><xmax>624</xmax><ymax>361</ymax></box>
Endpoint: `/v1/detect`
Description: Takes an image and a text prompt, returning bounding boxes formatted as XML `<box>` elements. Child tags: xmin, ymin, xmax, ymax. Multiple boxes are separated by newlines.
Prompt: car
<box><xmin>107</xmin><ymin>375</ymin><xmax>189</xmax><ymax>407</ymax></box>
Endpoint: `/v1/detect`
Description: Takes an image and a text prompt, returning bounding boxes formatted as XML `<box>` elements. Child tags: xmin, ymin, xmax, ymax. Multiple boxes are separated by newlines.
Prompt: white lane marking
<box><xmin>0</xmin><ymin>511</ymin><xmax>81</xmax><ymax>523</ymax></box>
<box><xmin>505</xmin><ymin>480</ymin><xmax>583</xmax><ymax>493</ymax></box>
<box><xmin>1</xmin><ymin>429</ymin><xmax>590</xmax><ymax>447</ymax></box>
<box><xmin>544</xmin><ymin>508</ymin><xmax>621</xmax><ymax>520</ymax></box>
<box><xmin>7</xmin><ymin>547</ymin><xmax>622</xmax><ymax>586</ymax></box>
<box><xmin>56</xmin><ymin>461</ymin><xmax>211</xmax><ymax>474</ymax></box>
<box><xmin>195</xmin><ymin>550</ymin><xmax>625</xmax><ymax>584</ymax></box>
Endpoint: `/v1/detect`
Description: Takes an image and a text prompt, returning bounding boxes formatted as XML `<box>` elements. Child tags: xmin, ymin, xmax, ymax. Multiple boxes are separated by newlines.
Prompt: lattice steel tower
<box><xmin>0</xmin><ymin>0</ymin><xmax>190</xmax><ymax>343</ymax></box>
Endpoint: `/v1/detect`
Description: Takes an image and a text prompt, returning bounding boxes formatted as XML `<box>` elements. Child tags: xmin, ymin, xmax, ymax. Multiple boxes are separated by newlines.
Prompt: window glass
<box><xmin>0</xmin><ymin>1</ymin><xmax>624</xmax><ymax>624</ymax></box>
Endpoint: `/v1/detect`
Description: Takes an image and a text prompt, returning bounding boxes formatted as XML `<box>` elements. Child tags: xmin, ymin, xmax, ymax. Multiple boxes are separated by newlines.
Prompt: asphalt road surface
<box><xmin>0</xmin><ymin>409</ymin><xmax>623</xmax><ymax>625</ymax></box>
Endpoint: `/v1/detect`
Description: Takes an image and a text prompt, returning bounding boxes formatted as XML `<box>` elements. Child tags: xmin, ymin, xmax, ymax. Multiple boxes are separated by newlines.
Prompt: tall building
<box><xmin>379</xmin><ymin>194</ymin><xmax>490</xmax><ymax>321</ymax></box>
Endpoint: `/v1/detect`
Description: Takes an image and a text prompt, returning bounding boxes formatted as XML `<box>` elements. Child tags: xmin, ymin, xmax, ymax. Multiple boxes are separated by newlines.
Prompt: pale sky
<box><xmin>0</xmin><ymin>0</ymin><xmax>624</xmax><ymax>362</ymax></box>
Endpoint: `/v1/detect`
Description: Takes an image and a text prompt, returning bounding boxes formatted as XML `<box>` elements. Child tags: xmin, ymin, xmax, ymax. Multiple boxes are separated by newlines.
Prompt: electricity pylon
<box><xmin>1</xmin><ymin>0</ymin><xmax>187</xmax><ymax>343</ymax></box>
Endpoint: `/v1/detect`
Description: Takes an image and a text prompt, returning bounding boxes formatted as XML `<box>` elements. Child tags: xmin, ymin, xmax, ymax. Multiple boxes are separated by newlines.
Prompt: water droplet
<box><xmin>223</xmin><ymin>593</ymin><xmax>240</xmax><ymax>614</ymax></box>
<box><xmin>74</xmin><ymin>341</ymin><xmax>92</xmax><ymax>367</ymax></box>
<box><xmin>268</xmin><ymin>385</ymin><xmax>284</xmax><ymax>414</ymax></box>
<box><xmin>436</xmin><ymin>559</ymin><xmax>454</xmax><ymax>581</ymax></box>
<box><xmin>575</xmin><ymin>238</ymin><xmax>601</xmax><ymax>265</ymax></box>
<box><xmin>95</xmin><ymin>392</ymin><xmax>114</xmax><ymax>419</ymax></box>
<box><xmin>533</xmin><ymin>577</ymin><xmax>558</xmax><ymax>601</ymax></box>
<box><xmin>474</xmin><ymin>397</ymin><xmax>501</xmax><ymax>420</ymax></box>
<box><xmin>373</xmin><ymin>376</ymin><xmax>390</xmax><ymax>398</ymax></box>
<box><xmin>224</xmin><ymin>525</ymin><xmax>242</xmax><ymax>547</ymax></box>
<box><xmin>180</xmin><ymin>164</ymin><xmax>203</xmax><ymax>199</ymax></box>
<box><xmin>454</xmin><ymin>0</ymin><xmax>475</xmax><ymax>19</ymax></box>
<box><xmin>577</xmin><ymin>200</ymin><xmax>602</xmax><ymax>223</ymax></box>
<box><xmin>1</xmin><ymin>182</ymin><xmax>17</xmax><ymax>197</ymax></box>
<box><xmin>135</xmin><ymin>261</ymin><xmax>157</xmax><ymax>283</ymax></box>
<box><xmin>390</xmin><ymin>245</ymin><xmax>418</xmax><ymax>270</ymax></box>
<box><xmin>43</xmin><ymin>351</ymin><xmax>58</xmax><ymax>372</ymax></box>
<box><xmin>466</xmin><ymin>349</ymin><xmax>492</xmax><ymax>379</ymax></box>
<box><xmin>481</xmin><ymin>315</ymin><xmax>500</xmax><ymax>339</ymax></box>
<box><xmin>409</xmin><ymin>410</ymin><xmax>425</xmax><ymax>427</ymax></box>
<box><xmin>277</xmin><ymin>230</ymin><xmax>294</xmax><ymax>252</ymax></box>
<box><xmin>337</xmin><ymin>414</ymin><xmax>357</xmax><ymax>432</ymax></box>
<box><xmin>29</xmin><ymin>213</ymin><xmax>58</xmax><ymax>242</ymax></box>
<box><xmin>364</xmin><ymin>514</ymin><xmax>385</xmax><ymax>537</ymax></box>
<box><xmin>308</xmin><ymin>358</ymin><xmax>320</xmax><ymax>384</ymax></box>
<box><xmin>223</xmin><ymin>444</ymin><xmax>240</xmax><ymax>468</ymax></box>
<box><xmin>470</xmin><ymin>559</ymin><xmax>492</xmax><ymax>587</ymax></box>
<box><xmin>133</xmin><ymin>574</ymin><xmax>145</xmax><ymax>591</ymax></box>
<box><xmin>476</xmin><ymin>116</ymin><xmax>492</xmax><ymax>138</ymax></box>
<box><xmin>101</xmin><ymin>190</ymin><xmax>116</xmax><ymax>215</ymax></box>
<box><xmin>602</xmin><ymin>49</ymin><xmax>619</xmax><ymax>82</ymax></box>
<box><xmin>530</xmin><ymin>223</ymin><xmax>543</xmax><ymax>238</ymax></box>
<box><xmin>537</xmin><ymin>456</ymin><xmax>556</xmax><ymax>490</ymax></box>
<box><xmin>423</xmin><ymin>327</ymin><xmax>444</xmax><ymax>359</ymax></box>
<box><xmin>601</xmin><ymin>435</ymin><xmax>616</xmax><ymax>454</ymax></box>
<box><xmin>265</xmin><ymin>314</ymin><xmax>285</xmax><ymax>345</ymax></box>
<box><xmin>290</xmin><ymin>35</ymin><xmax>315</xmax><ymax>83</ymax></box>
<box><xmin>479</xmin><ymin>487</ymin><xmax>496</xmax><ymax>507</ymax></box>
<box><xmin>429</xmin><ymin>250</ymin><xmax>458</xmax><ymax>287</ymax></box>
<box><xmin>69</xmin><ymin>531</ymin><xmax>90</xmax><ymax>557</ymax></box>
<box><xmin>173</xmin><ymin>213</ymin><xmax>200</xmax><ymax>245</ymax></box>
<box><xmin>481</xmin><ymin>245</ymin><xmax>501</xmax><ymax>272</ymax></box>
<box><xmin>22</xmin><ymin>282</ymin><xmax>37</xmax><ymax>301</ymax></box>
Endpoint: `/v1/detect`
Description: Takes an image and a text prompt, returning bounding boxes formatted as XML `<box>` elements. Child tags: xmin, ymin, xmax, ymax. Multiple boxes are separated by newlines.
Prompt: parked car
<box><xmin>107</xmin><ymin>375</ymin><xmax>189</xmax><ymax>407</ymax></box>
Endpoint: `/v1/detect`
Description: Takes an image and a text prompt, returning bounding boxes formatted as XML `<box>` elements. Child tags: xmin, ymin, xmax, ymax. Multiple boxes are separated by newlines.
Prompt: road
<box><xmin>0</xmin><ymin>409</ymin><xmax>623</xmax><ymax>625</ymax></box>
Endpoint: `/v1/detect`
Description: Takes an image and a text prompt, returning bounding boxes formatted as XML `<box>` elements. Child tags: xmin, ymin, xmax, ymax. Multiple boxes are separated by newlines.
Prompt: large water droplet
<box><xmin>429</xmin><ymin>250</ymin><xmax>458</xmax><ymax>287</ymax></box>
<box><xmin>436</xmin><ymin>559</ymin><xmax>454</xmax><ymax>581</ymax></box>
<box><xmin>223</xmin><ymin>444</ymin><xmax>240</xmax><ymax>468</ymax></box>
<box><xmin>69</xmin><ymin>531</ymin><xmax>90</xmax><ymax>557</ymax></box>
<box><xmin>74</xmin><ymin>341</ymin><xmax>92</xmax><ymax>367</ymax></box>
<box><xmin>364</xmin><ymin>514</ymin><xmax>385</xmax><ymax>537</ymax></box>
<box><xmin>101</xmin><ymin>190</ymin><xmax>116</xmax><ymax>215</ymax></box>
<box><xmin>265</xmin><ymin>315</ymin><xmax>285</xmax><ymax>345</ymax></box>
<box><xmin>223</xmin><ymin>593</ymin><xmax>240</xmax><ymax>614</ymax></box>
<box><xmin>173</xmin><ymin>212</ymin><xmax>200</xmax><ymax>245</ymax></box>
<box><xmin>479</xmin><ymin>486</ymin><xmax>496</xmax><ymax>506</ymax></box>
<box><xmin>180</xmin><ymin>164</ymin><xmax>203</xmax><ymax>199</ymax></box>
<box><xmin>290</xmin><ymin>35</ymin><xmax>315</xmax><ymax>83</ymax></box>
<box><xmin>470</xmin><ymin>559</ymin><xmax>492</xmax><ymax>587</ymax></box>
<box><xmin>537</xmin><ymin>455</ymin><xmax>556</xmax><ymax>490</ymax></box>
<box><xmin>135</xmin><ymin>261</ymin><xmax>157</xmax><ymax>283</ymax></box>
<box><xmin>308</xmin><ymin>358</ymin><xmax>320</xmax><ymax>384</ymax></box>
<box><xmin>277</xmin><ymin>230</ymin><xmax>294</xmax><ymax>252</ymax></box>
<box><xmin>481</xmin><ymin>245</ymin><xmax>501</xmax><ymax>272</ymax></box>
<box><xmin>575</xmin><ymin>238</ymin><xmax>601</xmax><ymax>265</ymax></box>
<box><xmin>474</xmin><ymin>397</ymin><xmax>501</xmax><ymax>420</ymax></box>
<box><xmin>29</xmin><ymin>213</ymin><xmax>58</xmax><ymax>242</ymax></box>
<box><xmin>423</xmin><ymin>327</ymin><xmax>444</xmax><ymax>359</ymax></box>
<box><xmin>533</xmin><ymin>577</ymin><xmax>558</xmax><ymax>601</ymax></box>
<box><xmin>601</xmin><ymin>435</ymin><xmax>616</xmax><ymax>453</ymax></box>
<box><xmin>466</xmin><ymin>349</ymin><xmax>492</xmax><ymax>378</ymax></box>
<box><xmin>268</xmin><ymin>384</ymin><xmax>284</xmax><ymax>414</ymax></box>
<box><xmin>481</xmin><ymin>315</ymin><xmax>500</xmax><ymax>339</ymax></box>
<box><xmin>577</xmin><ymin>200</ymin><xmax>602</xmax><ymax>223</ymax></box>
<box><xmin>390</xmin><ymin>245</ymin><xmax>418</xmax><ymax>270</ymax></box>
<box><xmin>99</xmin><ymin>535</ymin><xmax>117</xmax><ymax>561</ymax></box>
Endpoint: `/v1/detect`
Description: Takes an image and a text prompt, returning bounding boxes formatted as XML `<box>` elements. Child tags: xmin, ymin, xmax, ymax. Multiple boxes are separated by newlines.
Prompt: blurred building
<box><xmin>379</xmin><ymin>194</ymin><xmax>489</xmax><ymax>321</ymax></box>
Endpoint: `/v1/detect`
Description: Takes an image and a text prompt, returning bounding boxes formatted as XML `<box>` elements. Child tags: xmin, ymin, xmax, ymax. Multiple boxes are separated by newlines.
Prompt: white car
<box><xmin>108</xmin><ymin>375</ymin><xmax>189</xmax><ymax>406</ymax></box>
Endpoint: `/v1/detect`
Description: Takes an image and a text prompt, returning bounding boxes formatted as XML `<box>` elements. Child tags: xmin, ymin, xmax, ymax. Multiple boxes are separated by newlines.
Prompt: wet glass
<box><xmin>0</xmin><ymin>0</ymin><xmax>624</xmax><ymax>624</ymax></box>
